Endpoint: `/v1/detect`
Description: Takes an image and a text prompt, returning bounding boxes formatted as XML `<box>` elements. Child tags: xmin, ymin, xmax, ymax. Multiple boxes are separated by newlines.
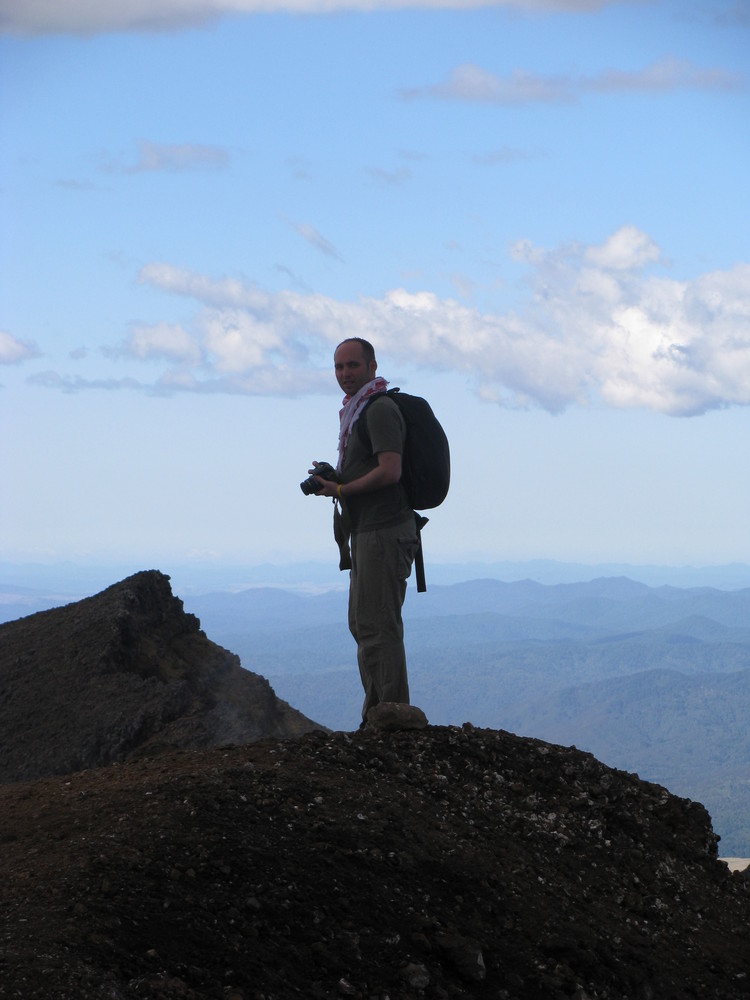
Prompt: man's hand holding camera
<box><xmin>300</xmin><ymin>461</ymin><xmax>339</xmax><ymax>498</ymax></box>
<box><xmin>302</xmin><ymin>453</ymin><xmax>403</xmax><ymax>501</ymax></box>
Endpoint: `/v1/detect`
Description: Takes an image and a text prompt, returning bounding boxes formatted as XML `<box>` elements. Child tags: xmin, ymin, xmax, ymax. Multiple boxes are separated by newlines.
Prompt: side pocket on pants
<box><xmin>397</xmin><ymin>532</ymin><xmax>420</xmax><ymax>581</ymax></box>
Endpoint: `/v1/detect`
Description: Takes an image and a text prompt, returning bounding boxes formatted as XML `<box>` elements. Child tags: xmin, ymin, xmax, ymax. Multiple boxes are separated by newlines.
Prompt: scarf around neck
<box><xmin>337</xmin><ymin>376</ymin><xmax>389</xmax><ymax>471</ymax></box>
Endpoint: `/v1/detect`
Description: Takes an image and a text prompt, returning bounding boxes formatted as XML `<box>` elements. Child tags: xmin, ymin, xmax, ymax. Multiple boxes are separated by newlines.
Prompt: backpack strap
<box><xmin>356</xmin><ymin>387</ymin><xmax>397</xmax><ymax>451</ymax></box>
<box><xmin>414</xmin><ymin>514</ymin><xmax>429</xmax><ymax>593</ymax></box>
<box><xmin>359</xmin><ymin>391</ymin><xmax>430</xmax><ymax>592</ymax></box>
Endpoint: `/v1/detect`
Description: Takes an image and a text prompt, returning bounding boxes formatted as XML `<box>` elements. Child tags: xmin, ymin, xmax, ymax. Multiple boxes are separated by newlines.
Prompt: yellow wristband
<box><xmin>337</xmin><ymin>483</ymin><xmax>343</xmax><ymax>499</ymax></box>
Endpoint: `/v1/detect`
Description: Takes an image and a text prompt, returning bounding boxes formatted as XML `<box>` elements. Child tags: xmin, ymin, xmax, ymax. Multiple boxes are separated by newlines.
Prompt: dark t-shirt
<box><xmin>341</xmin><ymin>395</ymin><xmax>412</xmax><ymax>532</ymax></box>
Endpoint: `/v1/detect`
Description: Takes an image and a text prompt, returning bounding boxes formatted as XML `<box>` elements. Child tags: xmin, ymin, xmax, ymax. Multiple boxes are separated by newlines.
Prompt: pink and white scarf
<box><xmin>337</xmin><ymin>376</ymin><xmax>389</xmax><ymax>472</ymax></box>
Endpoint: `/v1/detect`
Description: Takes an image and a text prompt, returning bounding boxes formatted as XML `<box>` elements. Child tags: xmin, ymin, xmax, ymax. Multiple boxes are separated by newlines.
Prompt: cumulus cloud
<box><xmin>29</xmin><ymin>230</ymin><xmax>748</xmax><ymax>414</ymax></box>
<box><xmin>402</xmin><ymin>56</ymin><xmax>745</xmax><ymax>104</ymax></box>
<box><xmin>122</xmin><ymin>228</ymin><xmax>750</xmax><ymax>416</ymax></box>
<box><xmin>1</xmin><ymin>0</ymin><xmax>621</xmax><ymax>37</ymax></box>
<box><xmin>583</xmin><ymin>226</ymin><xmax>661</xmax><ymax>271</ymax></box>
<box><xmin>127</xmin><ymin>322</ymin><xmax>203</xmax><ymax>364</ymax></box>
<box><xmin>0</xmin><ymin>330</ymin><xmax>40</xmax><ymax>364</ymax></box>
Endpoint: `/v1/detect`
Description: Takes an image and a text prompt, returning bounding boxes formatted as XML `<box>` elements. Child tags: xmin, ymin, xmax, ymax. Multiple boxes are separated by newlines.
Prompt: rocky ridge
<box><xmin>3</xmin><ymin>726</ymin><xmax>750</xmax><ymax>999</ymax></box>
<box><xmin>1</xmin><ymin>571</ymin><xmax>749</xmax><ymax>999</ymax></box>
<box><xmin>0</xmin><ymin>570</ymin><xmax>321</xmax><ymax>784</ymax></box>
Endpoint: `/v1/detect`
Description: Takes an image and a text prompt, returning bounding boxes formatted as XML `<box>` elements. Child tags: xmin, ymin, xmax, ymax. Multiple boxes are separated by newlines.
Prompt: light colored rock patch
<box><xmin>720</xmin><ymin>858</ymin><xmax>750</xmax><ymax>873</ymax></box>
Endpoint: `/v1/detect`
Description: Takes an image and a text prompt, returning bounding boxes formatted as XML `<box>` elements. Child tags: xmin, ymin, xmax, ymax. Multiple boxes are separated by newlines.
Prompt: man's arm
<box><xmin>314</xmin><ymin>451</ymin><xmax>401</xmax><ymax>499</ymax></box>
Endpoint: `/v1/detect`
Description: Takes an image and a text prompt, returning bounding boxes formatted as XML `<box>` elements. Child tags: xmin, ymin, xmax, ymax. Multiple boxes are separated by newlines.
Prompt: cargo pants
<box><xmin>348</xmin><ymin>516</ymin><xmax>419</xmax><ymax>723</ymax></box>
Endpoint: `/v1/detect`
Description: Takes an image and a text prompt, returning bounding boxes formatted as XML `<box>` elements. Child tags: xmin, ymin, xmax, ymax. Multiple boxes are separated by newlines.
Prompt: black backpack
<box><xmin>358</xmin><ymin>388</ymin><xmax>450</xmax><ymax>591</ymax></box>
<box><xmin>359</xmin><ymin>388</ymin><xmax>450</xmax><ymax>510</ymax></box>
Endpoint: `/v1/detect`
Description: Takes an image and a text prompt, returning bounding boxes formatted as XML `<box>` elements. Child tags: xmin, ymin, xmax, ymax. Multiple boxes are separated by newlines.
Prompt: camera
<box><xmin>300</xmin><ymin>461</ymin><xmax>337</xmax><ymax>495</ymax></box>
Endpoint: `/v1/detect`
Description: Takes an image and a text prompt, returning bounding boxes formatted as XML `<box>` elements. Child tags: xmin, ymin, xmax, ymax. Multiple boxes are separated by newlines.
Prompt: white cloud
<box><xmin>102</xmin><ymin>140</ymin><xmax>230</xmax><ymax>174</ymax></box>
<box><xmin>583</xmin><ymin>225</ymin><xmax>662</xmax><ymax>271</ymax></box>
<box><xmin>288</xmin><ymin>221</ymin><xmax>343</xmax><ymax>261</ymax></box>
<box><xmin>138</xmin><ymin>263</ymin><xmax>271</xmax><ymax>309</ymax></box>
<box><xmin>0</xmin><ymin>330</ymin><xmax>39</xmax><ymax>364</ymax></box>
<box><xmin>402</xmin><ymin>56</ymin><xmax>745</xmax><ymax>104</ymax></box>
<box><xmin>27</xmin><ymin>371</ymin><xmax>143</xmax><ymax>392</ymax></box>
<box><xmin>404</xmin><ymin>64</ymin><xmax>576</xmax><ymax>104</ymax></box>
<box><xmin>202</xmin><ymin>310</ymin><xmax>288</xmax><ymax>372</ymax></box>
<box><xmin>472</xmin><ymin>146</ymin><xmax>542</xmax><ymax>165</ymax></box>
<box><xmin>31</xmin><ymin>231</ymin><xmax>749</xmax><ymax>414</ymax></box>
<box><xmin>587</xmin><ymin>56</ymin><xmax>744</xmax><ymax>94</ymax></box>
<box><xmin>132</xmin><ymin>139</ymin><xmax>229</xmax><ymax>173</ymax></box>
<box><xmin>154</xmin><ymin>366</ymin><xmax>331</xmax><ymax>396</ymax></box>
<box><xmin>0</xmin><ymin>0</ymin><xmax>621</xmax><ymax>36</ymax></box>
<box><xmin>366</xmin><ymin>166</ymin><xmax>413</xmax><ymax>186</ymax></box>
<box><xmin>124</xmin><ymin>232</ymin><xmax>750</xmax><ymax>415</ymax></box>
<box><xmin>127</xmin><ymin>322</ymin><xmax>203</xmax><ymax>364</ymax></box>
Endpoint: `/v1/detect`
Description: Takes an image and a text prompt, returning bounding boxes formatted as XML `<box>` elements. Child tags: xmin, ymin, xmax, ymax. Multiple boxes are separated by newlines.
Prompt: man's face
<box><xmin>334</xmin><ymin>341</ymin><xmax>377</xmax><ymax>396</ymax></box>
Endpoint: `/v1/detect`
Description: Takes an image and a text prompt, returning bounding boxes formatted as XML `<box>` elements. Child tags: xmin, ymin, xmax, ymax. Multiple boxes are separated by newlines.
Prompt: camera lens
<box><xmin>300</xmin><ymin>462</ymin><xmax>335</xmax><ymax>495</ymax></box>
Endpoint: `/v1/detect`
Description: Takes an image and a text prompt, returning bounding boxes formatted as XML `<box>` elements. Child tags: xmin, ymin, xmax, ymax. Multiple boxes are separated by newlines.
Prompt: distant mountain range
<box><xmin>180</xmin><ymin>576</ymin><xmax>750</xmax><ymax>856</ymax></box>
<box><xmin>3</xmin><ymin>565</ymin><xmax>749</xmax><ymax>855</ymax></box>
<box><xmin>3</xmin><ymin>556</ymin><xmax>750</xmax><ymax>609</ymax></box>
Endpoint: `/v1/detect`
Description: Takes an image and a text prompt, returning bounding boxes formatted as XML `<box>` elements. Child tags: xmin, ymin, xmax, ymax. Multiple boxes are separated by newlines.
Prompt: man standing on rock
<box><xmin>310</xmin><ymin>337</ymin><xmax>419</xmax><ymax>727</ymax></box>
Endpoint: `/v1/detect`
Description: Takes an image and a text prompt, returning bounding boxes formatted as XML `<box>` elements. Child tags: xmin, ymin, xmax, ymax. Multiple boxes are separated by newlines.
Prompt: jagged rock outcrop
<box><xmin>0</xmin><ymin>570</ymin><xmax>322</xmax><ymax>783</ymax></box>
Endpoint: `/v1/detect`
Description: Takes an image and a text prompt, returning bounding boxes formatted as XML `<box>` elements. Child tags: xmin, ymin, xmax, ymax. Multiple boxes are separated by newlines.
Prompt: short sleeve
<box><xmin>365</xmin><ymin>396</ymin><xmax>406</xmax><ymax>455</ymax></box>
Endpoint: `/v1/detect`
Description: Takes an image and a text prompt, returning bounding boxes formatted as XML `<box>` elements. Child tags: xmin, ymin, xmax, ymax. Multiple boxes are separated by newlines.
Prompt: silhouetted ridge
<box><xmin>0</xmin><ymin>569</ymin><xmax>322</xmax><ymax>783</ymax></box>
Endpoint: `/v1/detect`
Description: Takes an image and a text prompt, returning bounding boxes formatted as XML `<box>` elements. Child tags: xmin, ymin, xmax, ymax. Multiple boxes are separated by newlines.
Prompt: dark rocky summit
<box><xmin>1</xmin><ymin>572</ymin><xmax>749</xmax><ymax>999</ymax></box>
<box><xmin>0</xmin><ymin>570</ymin><xmax>321</xmax><ymax>783</ymax></box>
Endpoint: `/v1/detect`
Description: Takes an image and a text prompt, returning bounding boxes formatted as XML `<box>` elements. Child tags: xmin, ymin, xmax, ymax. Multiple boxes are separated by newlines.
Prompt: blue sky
<box><xmin>1</xmin><ymin>0</ymin><xmax>749</xmax><ymax>583</ymax></box>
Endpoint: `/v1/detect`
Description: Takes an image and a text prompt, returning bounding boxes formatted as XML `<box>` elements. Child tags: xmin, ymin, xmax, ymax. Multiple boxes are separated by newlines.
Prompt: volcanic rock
<box><xmin>0</xmin><ymin>569</ymin><xmax>322</xmax><ymax>783</ymax></box>
<box><xmin>2</xmin><ymin>726</ymin><xmax>750</xmax><ymax>998</ymax></box>
<box><xmin>1</xmin><ymin>571</ymin><xmax>749</xmax><ymax>999</ymax></box>
<box><xmin>367</xmin><ymin>701</ymin><xmax>429</xmax><ymax>731</ymax></box>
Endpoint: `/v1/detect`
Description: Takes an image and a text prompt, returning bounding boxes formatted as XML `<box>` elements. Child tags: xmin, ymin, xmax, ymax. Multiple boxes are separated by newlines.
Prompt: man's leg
<box><xmin>348</xmin><ymin>519</ymin><xmax>418</xmax><ymax>721</ymax></box>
